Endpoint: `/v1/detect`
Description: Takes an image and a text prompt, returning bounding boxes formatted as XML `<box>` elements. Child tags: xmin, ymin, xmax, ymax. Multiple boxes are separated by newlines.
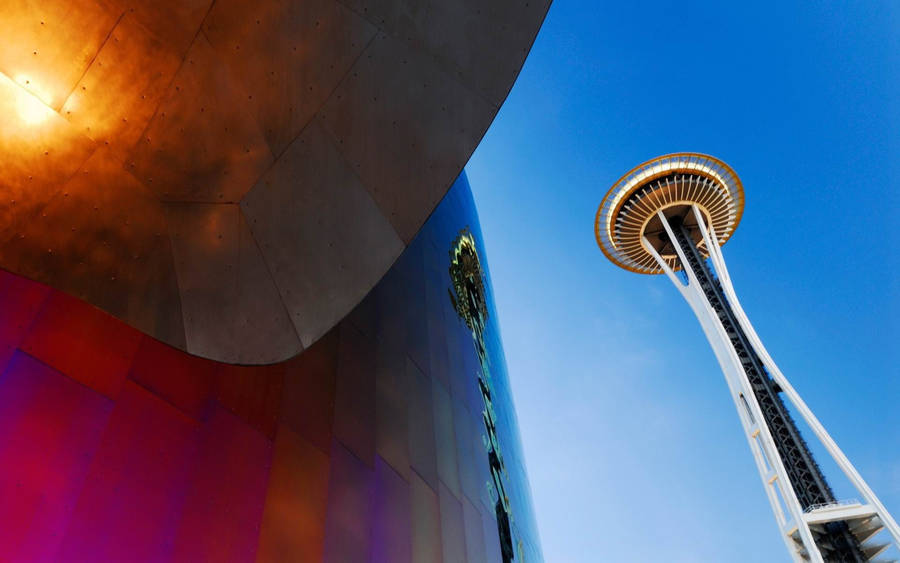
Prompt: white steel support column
<box><xmin>643</xmin><ymin>210</ymin><xmax>821</xmax><ymax>562</ymax></box>
<box><xmin>692</xmin><ymin>206</ymin><xmax>900</xmax><ymax>551</ymax></box>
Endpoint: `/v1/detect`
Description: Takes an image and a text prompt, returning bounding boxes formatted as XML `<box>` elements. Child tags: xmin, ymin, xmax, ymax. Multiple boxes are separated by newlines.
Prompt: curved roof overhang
<box><xmin>0</xmin><ymin>0</ymin><xmax>550</xmax><ymax>363</ymax></box>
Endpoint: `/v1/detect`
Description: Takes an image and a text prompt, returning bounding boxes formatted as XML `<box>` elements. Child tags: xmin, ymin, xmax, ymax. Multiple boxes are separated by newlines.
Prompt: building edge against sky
<box><xmin>0</xmin><ymin>172</ymin><xmax>543</xmax><ymax>562</ymax></box>
<box><xmin>595</xmin><ymin>153</ymin><xmax>900</xmax><ymax>562</ymax></box>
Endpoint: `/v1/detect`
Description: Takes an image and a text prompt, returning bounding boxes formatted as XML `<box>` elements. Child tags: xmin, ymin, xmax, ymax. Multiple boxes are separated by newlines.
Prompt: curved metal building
<box><xmin>0</xmin><ymin>1</ymin><xmax>547</xmax><ymax>560</ymax></box>
<box><xmin>0</xmin><ymin>173</ymin><xmax>542</xmax><ymax>562</ymax></box>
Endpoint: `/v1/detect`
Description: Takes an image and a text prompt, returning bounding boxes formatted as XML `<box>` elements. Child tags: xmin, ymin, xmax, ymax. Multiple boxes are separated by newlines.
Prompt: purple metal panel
<box><xmin>371</xmin><ymin>457</ymin><xmax>412</xmax><ymax>563</ymax></box>
<box><xmin>57</xmin><ymin>382</ymin><xmax>200</xmax><ymax>561</ymax></box>
<box><xmin>322</xmin><ymin>440</ymin><xmax>374</xmax><ymax>563</ymax></box>
<box><xmin>0</xmin><ymin>352</ymin><xmax>113</xmax><ymax>562</ymax></box>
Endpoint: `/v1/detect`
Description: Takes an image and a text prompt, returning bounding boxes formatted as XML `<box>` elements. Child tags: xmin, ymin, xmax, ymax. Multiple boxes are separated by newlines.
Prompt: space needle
<box><xmin>595</xmin><ymin>153</ymin><xmax>899</xmax><ymax>562</ymax></box>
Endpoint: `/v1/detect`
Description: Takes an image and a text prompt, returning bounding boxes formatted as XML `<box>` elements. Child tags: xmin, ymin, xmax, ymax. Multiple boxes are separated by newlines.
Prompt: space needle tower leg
<box><xmin>693</xmin><ymin>208</ymin><xmax>900</xmax><ymax>554</ymax></box>
<box><xmin>643</xmin><ymin>210</ymin><xmax>821</xmax><ymax>562</ymax></box>
<box><xmin>647</xmin><ymin>205</ymin><xmax>898</xmax><ymax>562</ymax></box>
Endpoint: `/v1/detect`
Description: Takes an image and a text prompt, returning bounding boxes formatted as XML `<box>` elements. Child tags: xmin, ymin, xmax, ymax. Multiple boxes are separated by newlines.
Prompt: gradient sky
<box><xmin>465</xmin><ymin>2</ymin><xmax>899</xmax><ymax>561</ymax></box>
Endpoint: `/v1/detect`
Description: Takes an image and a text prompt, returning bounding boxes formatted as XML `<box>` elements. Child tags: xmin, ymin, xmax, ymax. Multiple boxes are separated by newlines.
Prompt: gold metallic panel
<box><xmin>165</xmin><ymin>203</ymin><xmax>302</xmax><ymax>363</ymax></box>
<box><xmin>126</xmin><ymin>0</ymin><xmax>212</xmax><ymax>55</ymax></box>
<box><xmin>233</xmin><ymin>212</ymin><xmax>303</xmax><ymax>364</ymax></box>
<box><xmin>129</xmin><ymin>35</ymin><xmax>274</xmax><ymax>203</ymax></box>
<box><xmin>256</xmin><ymin>426</ymin><xmax>330</xmax><ymax>563</ymax></box>
<box><xmin>0</xmin><ymin>0</ymin><xmax>550</xmax><ymax>363</ymax></box>
<box><xmin>203</xmin><ymin>0</ymin><xmax>376</xmax><ymax>158</ymax></box>
<box><xmin>6</xmin><ymin>147</ymin><xmax>185</xmax><ymax>348</ymax></box>
<box><xmin>0</xmin><ymin>0</ymin><xmax>121</xmax><ymax>111</ymax></box>
<box><xmin>165</xmin><ymin>203</ymin><xmax>241</xmax><ymax>358</ymax></box>
<box><xmin>61</xmin><ymin>14</ymin><xmax>184</xmax><ymax>159</ymax></box>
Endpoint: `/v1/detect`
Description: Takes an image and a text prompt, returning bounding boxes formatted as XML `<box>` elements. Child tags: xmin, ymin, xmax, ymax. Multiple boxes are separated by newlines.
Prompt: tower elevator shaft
<box><xmin>670</xmin><ymin>217</ymin><xmax>865</xmax><ymax>562</ymax></box>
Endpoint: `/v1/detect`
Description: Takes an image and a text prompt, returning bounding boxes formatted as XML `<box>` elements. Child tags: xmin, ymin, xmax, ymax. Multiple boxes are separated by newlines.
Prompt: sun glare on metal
<box><xmin>5</xmin><ymin>73</ymin><xmax>54</xmax><ymax>126</ymax></box>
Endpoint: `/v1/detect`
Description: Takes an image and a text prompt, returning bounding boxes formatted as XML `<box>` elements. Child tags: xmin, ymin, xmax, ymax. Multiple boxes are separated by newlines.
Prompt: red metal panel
<box><xmin>20</xmin><ymin>292</ymin><xmax>142</xmax><ymax>399</ymax></box>
<box><xmin>128</xmin><ymin>335</ymin><xmax>217</xmax><ymax>421</ymax></box>
<box><xmin>172</xmin><ymin>405</ymin><xmax>272</xmax><ymax>562</ymax></box>
<box><xmin>256</xmin><ymin>425</ymin><xmax>330</xmax><ymax>563</ymax></box>
<box><xmin>57</xmin><ymin>382</ymin><xmax>200</xmax><ymax>561</ymax></box>
<box><xmin>0</xmin><ymin>270</ymin><xmax>48</xmax><ymax>371</ymax></box>
<box><xmin>0</xmin><ymin>352</ymin><xmax>113</xmax><ymax>563</ymax></box>
<box><xmin>216</xmin><ymin>363</ymin><xmax>284</xmax><ymax>440</ymax></box>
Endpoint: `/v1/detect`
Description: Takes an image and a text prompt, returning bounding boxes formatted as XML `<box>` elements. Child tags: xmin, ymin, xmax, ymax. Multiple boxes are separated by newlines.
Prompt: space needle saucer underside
<box><xmin>595</xmin><ymin>153</ymin><xmax>744</xmax><ymax>274</ymax></box>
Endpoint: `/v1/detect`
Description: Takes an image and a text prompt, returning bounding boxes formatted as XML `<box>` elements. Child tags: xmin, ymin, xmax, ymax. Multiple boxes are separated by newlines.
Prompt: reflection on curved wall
<box><xmin>0</xmin><ymin>172</ymin><xmax>541</xmax><ymax>562</ymax></box>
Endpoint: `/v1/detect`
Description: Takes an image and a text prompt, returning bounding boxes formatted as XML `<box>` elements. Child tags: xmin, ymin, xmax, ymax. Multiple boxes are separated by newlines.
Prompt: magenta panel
<box><xmin>0</xmin><ymin>352</ymin><xmax>112</xmax><ymax>563</ymax></box>
<box><xmin>57</xmin><ymin>382</ymin><xmax>200</xmax><ymax>561</ymax></box>
<box><xmin>322</xmin><ymin>440</ymin><xmax>374</xmax><ymax>563</ymax></box>
<box><xmin>172</xmin><ymin>405</ymin><xmax>272</xmax><ymax>562</ymax></box>
<box><xmin>371</xmin><ymin>457</ymin><xmax>411</xmax><ymax>563</ymax></box>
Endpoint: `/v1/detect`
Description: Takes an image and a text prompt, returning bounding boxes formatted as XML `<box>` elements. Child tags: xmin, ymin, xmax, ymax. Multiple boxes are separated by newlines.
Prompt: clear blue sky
<box><xmin>466</xmin><ymin>2</ymin><xmax>899</xmax><ymax>561</ymax></box>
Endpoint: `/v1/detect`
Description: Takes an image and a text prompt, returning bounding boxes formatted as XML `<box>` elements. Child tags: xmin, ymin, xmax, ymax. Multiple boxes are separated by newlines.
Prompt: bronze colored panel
<box><xmin>130</xmin><ymin>35</ymin><xmax>273</xmax><ymax>203</ymax></box>
<box><xmin>21</xmin><ymin>148</ymin><xmax>183</xmax><ymax>347</ymax></box>
<box><xmin>0</xmin><ymin>0</ymin><xmax>549</xmax><ymax>363</ymax></box>
<box><xmin>234</xmin><ymin>211</ymin><xmax>302</xmax><ymax>364</ymax></box>
<box><xmin>0</xmin><ymin>77</ymin><xmax>96</xmax><ymax>272</ymax></box>
<box><xmin>338</xmin><ymin>0</ymin><xmax>551</xmax><ymax>105</ymax></box>
<box><xmin>0</xmin><ymin>140</ymin><xmax>184</xmax><ymax>348</ymax></box>
<box><xmin>165</xmin><ymin>202</ymin><xmax>239</xmax><ymax>359</ymax></box>
<box><xmin>203</xmin><ymin>0</ymin><xmax>376</xmax><ymax>157</ymax></box>
<box><xmin>241</xmin><ymin>120</ymin><xmax>403</xmax><ymax>347</ymax></box>
<box><xmin>256</xmin><ymin>425</ymin><xmax>330</xmax><ymax>563</ymax></box>
<box><xmin>125</xmin><ymin>0</ymin><xmax>212</xmax><ymax>55</ymax></box>
<box><xmin>165</xmin><ymin>201</ymin><xmax>301</xmax><ymax>362</ymax></box>
<box><xmin>0</xmin><ymin>0</ymin><xmax>122</xmax><ymax>110</ymax></box>
<box><xmin>319</xmin><ymin>32</ymin><xmax>495</xmax><ymax>242</ymax></box>
<box><xmin>61</xmin><ymin>13</ymin><xmax>184</xmax><ymax>160</ymax></box>
<box><xmin>0</xmin><ymin>72</ymin><xmax>96</xmax><ymax>192</ymax></box>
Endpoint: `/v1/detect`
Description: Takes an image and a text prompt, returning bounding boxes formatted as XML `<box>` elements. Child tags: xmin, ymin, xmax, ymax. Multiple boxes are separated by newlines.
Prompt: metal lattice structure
<box><xmin>595</xmin><ymin>153</ymin><xmax>900</xmax><ymax>562</ymax></box>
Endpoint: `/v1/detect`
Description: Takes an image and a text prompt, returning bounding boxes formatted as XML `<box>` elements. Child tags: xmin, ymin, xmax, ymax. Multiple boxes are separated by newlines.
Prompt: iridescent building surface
<box><xmin>0</xmin><ymin>173</ymin><xmax>542</xmax><ymax>562</ymax></box>
<box><xmin>0</xmin><ymin>1</ymin><xmax>547</xmax><ymax>560</ymax></box>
